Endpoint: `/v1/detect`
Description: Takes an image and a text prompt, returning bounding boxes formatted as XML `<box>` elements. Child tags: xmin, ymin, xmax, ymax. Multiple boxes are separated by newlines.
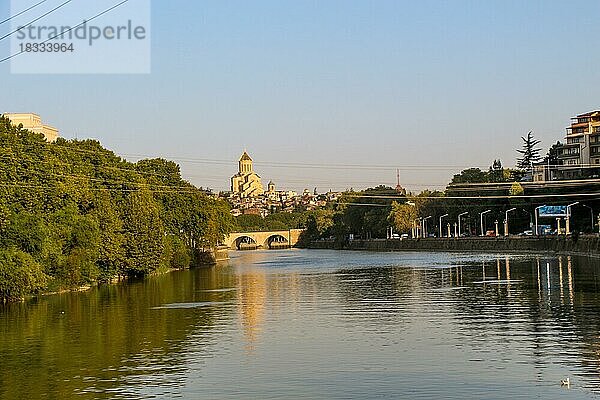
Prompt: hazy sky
<box><xmin>1</xmin><ymin>0</ymin><xmax>599</xmax><ymax>192</ymax></box>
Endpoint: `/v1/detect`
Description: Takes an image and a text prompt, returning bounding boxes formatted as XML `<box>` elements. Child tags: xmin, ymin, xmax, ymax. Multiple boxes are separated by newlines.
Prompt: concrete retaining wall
<box><xmin>306</xmin><ymin>236</ymin><xmax>600</xmax><ymax>256</ymax></box>
<box><xmin>196</xmin><ymin>246</ymin><xmax>230</xmax><ymax>265</ymax></box>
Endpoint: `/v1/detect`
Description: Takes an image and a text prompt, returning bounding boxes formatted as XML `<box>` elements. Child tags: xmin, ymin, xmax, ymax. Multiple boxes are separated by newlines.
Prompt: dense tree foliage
<box><xmin>297</xmin><ymin>186</ymin><xmax>404</xmax><ymax>244</ymax></box>
<box><xmin>339</xmin><ymin>186</ymin><xmax>400</xmax><ymax>239</ymax></box>
<box><xmin>451</xmin><ymin>160</ymin><xmax>518</xmax><ymax>185</ymax></box>
<box><xmin>0</xmin><ymin>116</ymin><xmax>234</xmax><ymax>302</ymax></box>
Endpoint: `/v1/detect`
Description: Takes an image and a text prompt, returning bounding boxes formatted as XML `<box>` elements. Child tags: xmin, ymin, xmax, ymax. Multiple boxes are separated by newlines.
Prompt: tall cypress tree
<box><xmin>517</xmin><ymin>131</ymin><xmax>542</xmax><ymax>170</ymax></box>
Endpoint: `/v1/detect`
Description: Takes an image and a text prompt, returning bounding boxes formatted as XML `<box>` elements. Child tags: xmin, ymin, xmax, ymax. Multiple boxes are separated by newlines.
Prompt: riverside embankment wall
<box><xmin>306</xmin><ymin>236</ymin><xmax>600</xmax><ymax>256</ymax></box>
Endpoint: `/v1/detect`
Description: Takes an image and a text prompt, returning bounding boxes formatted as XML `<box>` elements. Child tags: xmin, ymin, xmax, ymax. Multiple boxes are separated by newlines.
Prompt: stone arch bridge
<box><xmin>225</xmin><ymin>229</ymin><xmax>305</xmax><ymax>250</ymax></box>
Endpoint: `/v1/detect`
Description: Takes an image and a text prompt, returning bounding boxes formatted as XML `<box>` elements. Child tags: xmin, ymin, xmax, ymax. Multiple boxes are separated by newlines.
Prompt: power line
<box><xmin>5</xmin><ymin>129</ymin><xmax>600</xmax><ymax>191</ymax></box>
<box><xmin>0</xmin><ymin>129</ymin><xmax>567</xmax><ymax>172</ymax></box>
<box><xmin>0</xmin><ymin>0</ymin><xmax>73</xmax><ymax>42</ymax></box>
<box><xmin>336</xmin><ymin>202</ymin><xmax>391</xmax><ymax>207</ymax></box>
<box><xmin>0</xmin><ymin>151</ymin><xmax>182</xmax><ymax>179</ymax></box>
<box><xmin>336</xmin><ymin>197</ymin><xmax>600</xmax><ymax>209</ymax></box>
<box><xmin>0</xmin><ymin>0</ymin><xmax>50</xmax><ymax>26</ymax></box>
<box><xmin>344</xmin><ymin>192</ymin><xmax>600</xmax><ymax>200</ymax></box>
<box><xmin>6</xmin><ymin>141</ymin><xmax>600</xmax><ymax>193</ymax></box>
<box><xmin>0</xmin><ymin>182</ymin><xmax>207</xmax><ymax>195</ymax></box>
<box><xmin>6</xmin><ymin>145</ymin><xmax>600</xmax><ymax>194</ymax></box>
<box><xmin>175</xmin><ymin>157</ymin><xmax>489</xmax><ymax>171</ymax></box>
<box><xmin>0</xmin><ymin>0</ymin><xmax>130</xmax><ymax>63</ymax></box>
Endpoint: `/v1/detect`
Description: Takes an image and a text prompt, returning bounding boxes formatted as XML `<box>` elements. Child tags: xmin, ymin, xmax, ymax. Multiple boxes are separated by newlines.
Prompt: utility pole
<box><xmin>505</xmin><ymin>208</ymin><xmax>517</xmax><ymax>237</ymax></box>
<box><xmin>423</xmin><ymin>216</ymin><xmax>432</xmax><ymax>238</ymax></box>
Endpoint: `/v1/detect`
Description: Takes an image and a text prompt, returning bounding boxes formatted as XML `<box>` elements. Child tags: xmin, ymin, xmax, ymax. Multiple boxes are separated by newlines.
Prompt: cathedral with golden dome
<box><xmin>230</xmin><ymin>151</ymin><xmax>264</xmax><ymax>197</ymax></box>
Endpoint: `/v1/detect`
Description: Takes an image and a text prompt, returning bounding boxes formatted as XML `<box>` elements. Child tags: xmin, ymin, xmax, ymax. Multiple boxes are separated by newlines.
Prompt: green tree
<box><xmin>509</xmin><ymin>182</ymin><xmax>525</xmax><ymax>196</ymax></box>
<box><xmin>0</xmin><ymin>248</ymin><xmax>48</xmax><ymax>302</ymax></box>
<box><xmin>91</xmin><ymin>192</ymin><xmax>125</xmax><ymax>282</ymax></box>
<box><xmin>517</xmin><ymin>131</ymin><xmax>542</xmax><ymax>170</ymax></box>
<box><xmin>488</xmin><ymin>159</ymin><xmax>506</xmax><ymax>183</ymax></box>
<box><xmin>341</xmin><ymin>186</ymin><xmax>402</xmax><ymax>239</ymax></box>
<box><xmin>451</xmin><ymin>168</ymin><xmax>489</xmax><ymax>184</ymax></box>
<box><xmin>389</xmin><ymin>201</ymin><xmax>418</xmax><ymax>234</ymax></box>
<box><xmin>300</xmin><ymin>209</ymin><xmax>335</xmax><ymax>243</ymax></box>
<box><xmin>45</xmin><ymin>207</ymin><xmax>100</xmax><ymax>286</ymax></box>
<box><xmin>122</xmin><ymin>190</ymin><xmax>165</xmax><ymax>276</ymax></box>
<box><xmin>2</xmin><ymin>212</ymin><xmax>48</xmax><ymax>256</ymax></box>
<box><xmin>545</xmin><ymin>141</ymin><xmax>563</xmax><ymax>166</ymax></box>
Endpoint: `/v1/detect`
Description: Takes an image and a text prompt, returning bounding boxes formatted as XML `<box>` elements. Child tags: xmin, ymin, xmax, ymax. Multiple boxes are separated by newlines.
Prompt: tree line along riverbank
<box><xmin>0</xmin><ymin>116</ymin><xmax>235</xmax><ymax>303</ymax></box>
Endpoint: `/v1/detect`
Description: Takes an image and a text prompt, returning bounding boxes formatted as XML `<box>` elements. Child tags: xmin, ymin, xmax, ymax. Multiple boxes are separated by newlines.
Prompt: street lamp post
<box><xmin>480</xmin><ymin>210</ymin><xmax>491</xmax><ymax>237</ymax></box>
<box><xmin>458</xmin><ymin>212</ymin><xmax>468</xmax><ymax>237</ymax></box>
<box><xmin>566</xmin><ymin>202</ymin><xmax>580</xmax><ymax>235</ymax></box>
<box><xmin>439</xmin><ymin>214</ymin><xmax>449</xmax><ymax>238</ymax></box>
<box><xmin>423</xmin><ymin>216</ymin><xmax>432</xmax><ymax>238</ymax></box>
<box><xmin>504</xmin><ymin>208</ymin><xmax>517</xmax><ymax>237</ymax></box>
<box><xmin>534</xmin><ymin>205</ymin><xmax>547</xmax><ymax>236</ymax></box>
<box><xmin>413</xmin><ymin>218</ymin><xmax>421</xmax><ymax>239</ymax></box>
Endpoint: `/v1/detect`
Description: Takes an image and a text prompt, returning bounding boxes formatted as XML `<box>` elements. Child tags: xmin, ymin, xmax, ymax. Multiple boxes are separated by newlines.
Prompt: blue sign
<box><xmin>538</xmin><ymin>205</ymin><xmax>567</xmax><ymax>217</ymax></box>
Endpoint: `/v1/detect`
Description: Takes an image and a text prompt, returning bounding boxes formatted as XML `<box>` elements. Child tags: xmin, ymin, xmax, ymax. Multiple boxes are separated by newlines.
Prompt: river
<box><xmin>1</xmin><ymin>249</ymin><xmax>600</xmax><ymax>399</ymax></box>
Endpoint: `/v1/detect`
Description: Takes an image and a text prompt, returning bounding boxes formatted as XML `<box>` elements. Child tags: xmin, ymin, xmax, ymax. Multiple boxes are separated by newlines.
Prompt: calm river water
<box><xmin>2</xmin><ymin>249</ymin><xmax>600</xmax><ymax>399</ymax></box>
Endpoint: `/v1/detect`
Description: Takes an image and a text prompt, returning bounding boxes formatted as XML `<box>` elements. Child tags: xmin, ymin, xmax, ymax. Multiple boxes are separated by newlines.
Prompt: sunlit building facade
<box><xmin>4</xmin><ymin>113</ymin><xmax>59</xmax><ymax>142</ymax></box>
<box><xmin>231</xmin><ymin>151</ymin><xmax>264</xmax><ymax>198</ymax></box>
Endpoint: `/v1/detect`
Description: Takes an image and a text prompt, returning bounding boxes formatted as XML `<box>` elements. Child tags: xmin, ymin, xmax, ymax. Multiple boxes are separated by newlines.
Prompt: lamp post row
<box><xmin>403</xmin><ymin>204</ymin><xmax>596</xmax><ymax>239</ymax></box>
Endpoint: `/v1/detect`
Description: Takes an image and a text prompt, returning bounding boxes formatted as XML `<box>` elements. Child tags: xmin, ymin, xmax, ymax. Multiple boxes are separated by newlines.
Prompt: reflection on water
<box><xmin>2</xmin><ymin>250</ymin><xmax>600</xmax><ymax>399</ymax></box>
<box><xmin>237</xmin><ymin>255</ymin><xmax>268</xmax><ymax>352</ymax></box>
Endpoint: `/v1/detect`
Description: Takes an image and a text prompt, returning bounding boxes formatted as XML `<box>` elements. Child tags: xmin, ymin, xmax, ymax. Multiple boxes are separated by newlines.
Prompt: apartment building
<box><xmin>547</xmin><ymin>111</ymin><xmax>600</xmax><ymax>180</ymax></box>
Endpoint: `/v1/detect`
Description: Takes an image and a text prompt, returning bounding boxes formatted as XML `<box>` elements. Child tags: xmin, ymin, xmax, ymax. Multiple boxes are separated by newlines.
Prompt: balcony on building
<box><xmin>570</xmin><ymin>110</ymin><xmax>600</xmax><ymax>125</ymax></box>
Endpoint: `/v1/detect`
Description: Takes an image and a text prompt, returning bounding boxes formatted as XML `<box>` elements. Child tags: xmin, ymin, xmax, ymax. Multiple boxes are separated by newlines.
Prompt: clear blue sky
<box><xmin>1</xmin><ymin>0</ymin><xmax>599</xmax><ymax>192</ymax></box>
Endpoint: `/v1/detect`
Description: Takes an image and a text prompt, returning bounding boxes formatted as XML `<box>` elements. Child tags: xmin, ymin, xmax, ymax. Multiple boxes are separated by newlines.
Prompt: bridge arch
<box><xmin>233</xmin><ymin>235</ymin><xmax>258</xmax><ymax>250</ymax></box>
<box><xmin>264</xmin><ymin>234</ymin><xmax>290</xmax><ymax>249</ymax></box>
<box><xmin>225</xmin><ymin>229</ymin><xmax>305</xmax><ymax>250</ymax></box>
